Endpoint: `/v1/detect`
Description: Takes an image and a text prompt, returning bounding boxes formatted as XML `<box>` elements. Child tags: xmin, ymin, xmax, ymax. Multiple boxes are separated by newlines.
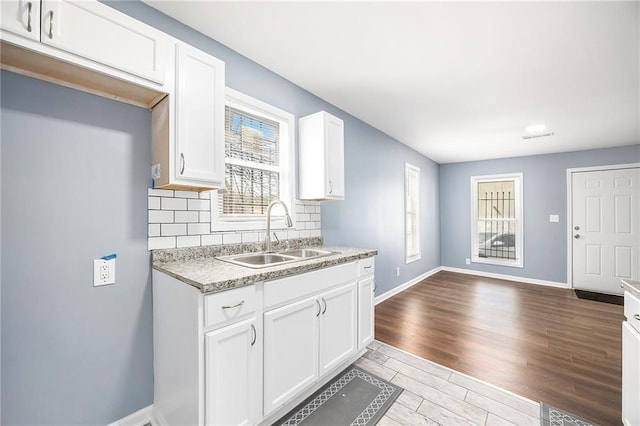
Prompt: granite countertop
<box><xmin>153</xmin><ymin>244</ymin><xmax>377</xmax><ymax>294</ymax></box>
<box><xmin>622</xmin><ymin>279</ymin><xmax>640</xmax><ymax>299</ymax></box>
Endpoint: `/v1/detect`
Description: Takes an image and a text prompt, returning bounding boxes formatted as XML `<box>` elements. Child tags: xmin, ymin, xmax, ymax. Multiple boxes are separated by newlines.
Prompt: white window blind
<box><xmin>405</xmin><ymin>163</ymin><xmax>421</xmax><ymax>263</ymax></box>
<box><xmin>220</xmin><ymin>106</ymin><xmax>280</xmax><ymax>216</ymax></box>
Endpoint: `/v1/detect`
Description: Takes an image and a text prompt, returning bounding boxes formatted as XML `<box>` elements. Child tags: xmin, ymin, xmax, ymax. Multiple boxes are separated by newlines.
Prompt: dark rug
<box><xmin>274</xmin><ymin>366</ymin><xmax>403</xmax><ymax>426</ymax></box>
<box><xmin>540</xmin><ymin>403</ymin><xmax>599</xmax><ymax>426</ymax></box>
<box><xmin>574</xmin><ymin>290</ymin><xmax>623</xmax><ymax>306</ymax></box>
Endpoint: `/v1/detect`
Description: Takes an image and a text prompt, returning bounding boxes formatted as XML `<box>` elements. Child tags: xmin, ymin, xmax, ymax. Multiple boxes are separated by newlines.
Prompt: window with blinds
<box><xmin>221</xmin><ymin>106</ymin><xmax>280</xmax><ymax>216</ymax></box>
<box><xmin>210</xmin><ymin>88</ymin><xmax>295</xmax><ymax>231</ymax></box>
<box><xmin>471</xmin><ymin>173</ymin><xmax>523</xmax><ymax>267</ymax></box>
<box><xmin>405</xmin><ymin>163</ymin><xmax>421</xmax><ymax>263</ymax></box>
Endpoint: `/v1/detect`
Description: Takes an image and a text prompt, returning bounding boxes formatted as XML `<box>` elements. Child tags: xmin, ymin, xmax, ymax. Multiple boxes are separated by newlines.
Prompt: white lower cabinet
<box><xmin>154</xmin><ymin>256</ymin><xmax>374</xmax><ymax>425</ymax></box>
<box><xmin>622</xmin><ymin>290</ymin><xmax>640</xmax><ymax>426</ymax></box>
<box><xmin>319</xmin><ymin>283</ymin><xmax>358</xmax><ymax>375</ymax></box>
<box><xmin>263</xmin><ymin>295</ymin><xmax>320</xmax><ymax>414</ymax></box>
<box><xmin>357</xmin><ymin>275</ymin><xmax>375</xmax><ymax>349</ymax></box>
<box><xmin>205</xmin><ymin>317</ymin><xmax>260</xmax><ymax>426</ymax></box>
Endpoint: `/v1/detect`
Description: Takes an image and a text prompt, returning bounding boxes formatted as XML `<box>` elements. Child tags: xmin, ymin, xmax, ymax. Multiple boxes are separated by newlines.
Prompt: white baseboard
<box><xmin>375</xmin><ymin>266</ymin><xmax>443</xmax><ymax>305</ymax></box>
<box><xmin>441</xmin><ymin>266</ymin><xmax>570</xmax><ymax>289</ymax></box>
<box><xmin>107</xmin><ymin>404</ymin><xmax>153</xmax><ymax>426</ymax></box>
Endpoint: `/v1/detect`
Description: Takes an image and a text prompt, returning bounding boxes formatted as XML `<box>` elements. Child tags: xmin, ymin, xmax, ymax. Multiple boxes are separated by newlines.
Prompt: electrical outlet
<box><xmin>94</xmin><ymin>258</ymin><xmax>116</xmax><ymax>286</ymax></box>
<box><xmin>396</xmin><ymin>267</ymin><xmax>400</xmax><ymax>277</ymax></box>
<box><xmin>465</xmin><ymin>258</ymin><xmax>471</xmax><ymax>265</ymax></box>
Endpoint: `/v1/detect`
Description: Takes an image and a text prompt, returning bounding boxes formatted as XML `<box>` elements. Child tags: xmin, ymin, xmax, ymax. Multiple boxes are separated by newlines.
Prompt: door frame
<box><xmin>566</xmin><ymin>162</ymin><xmax>640</xmax><ymax>288</ymax></box>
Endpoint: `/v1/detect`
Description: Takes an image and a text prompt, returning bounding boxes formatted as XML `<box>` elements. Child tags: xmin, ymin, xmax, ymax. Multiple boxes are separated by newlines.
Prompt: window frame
<box><xmin>405</xmin><ymin>163</ymin><xmax>421</xmax><ymax>264</ymax></box>
<box><xmin>210</xmin><ymin>88</ymin><xmax>296</xmax><ymax>232</ymax></box>
<box><xmin>470</xmin><ymin>172</ymin><xmax>524</xmax><ymax>268</ymax></box>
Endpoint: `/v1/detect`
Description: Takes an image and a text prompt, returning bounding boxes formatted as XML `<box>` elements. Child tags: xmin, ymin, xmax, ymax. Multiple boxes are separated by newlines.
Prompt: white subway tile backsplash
<box><xmin>188</xmin><ymin>199</ymin><xmax>210</xmax><ymax>211</ymax></box>
<box><xmin>201</xmin><ymin>234</ymin><xmax>223</xmax><ymax>246</ymax></box>
<box><xmin>174</xmin><ymin>190</ymin><xmax>199</xmax><ymax>199</ymax></box>
<box><xmin>175</xmin><ymin>211</ymin><xmax>199</xmax><ymax>223</ymax></box>
<box><xmin>177</xmin><ymin>235</ymin><xmax>201</xmax><ymax>248</ymax></box>
<box><xmin>188</xmin><ymin>223</ymin><xmax>210</xmax><ymax>235</ymax></box>
<box><xmin>161</xmin><ymin>197</ymin><xmax>187</xmax><ymax>210</ymax></box>
<box><xmin>242</xmin><ymin>232</ymin><xmax>260</xmax><ymax>243</ymax></box>
<box><xmin>148</xmin><ymin>236</ymin><xmax>176</xmax><ymax>250</ymax></box>
<box><xmin>148</xmin><ymin>197</ymin><xmax>161</xmax><ymax>210</ymax></box>
<box><xmin>222</xmin><ymin>233</ymin><xmax>242</xmax><ymax>245</ymax></box>
<box><xmin>161</xmin><ymin>223</ymin><xmax>187</xmax><ymax>236</ymax></box>
<box><xmin>147</xmin><ymin>186</ymin><xmax>322</xmax><ymax>249</ymax></box>
<box><xmin>297</xmin><ymin>213</ymin><xmax>311</xmax><ymax>222</ymax></box>
<box><xmin>148</xmin><ymin>188</ymin><xmax>174</xmax><ymax>197</ymax></box>
<box><xmin>149</xmin><ymin>224</ymin><xmax>161</xmax><ymax>237</ymax></box>
<box><xmin>149</xmin><ymin>210</ymin><xmax>174</xmax><ymax>224</ymax></box>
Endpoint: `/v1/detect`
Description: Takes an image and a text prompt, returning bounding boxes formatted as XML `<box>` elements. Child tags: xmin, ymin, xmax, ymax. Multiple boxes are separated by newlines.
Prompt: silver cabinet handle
<box><xmin>48</xmin><ymin>10</ymin><xmax>54</xmax><ymax>39</ymax></box>
<box><xmin>321</xmin><ymin>298</ymin><xmax>327</xmax><ymax>314</ymax></box>
<box><xmin>364</xmin><ymin>265</ymin><xmax>372</xmax><ymax>270</ymax></box>
<box><xmin>250</xmin><ymin>324</ymin><xmax>257</xmax><ymax>346</ymax></box>
<box><xmin>634</xmin><ymin>314</ymin><xmax>640</xmax><ymax>321</ymax></box>
<box><xmin>574</xmin><ymin>234</ymin><xmax>580</xmax><ymax>239</ymax></box>
<box><xmin>180</xmin><ymin>153</ymin><xmax>185</xmax><ymax>174</ymax></box>
<box><xmin>221</xmin><ymin>300</ymin><xmax>244</xmax><ymax>310</ymax></box>
<box><xmin>315</xmin><ymin>299</ymin><xmax>321</xmax><ymax>317</ymax></box>
<box><xmin>26</xmin><ymin>2</ymin><xmax>32</xmax><ymax>32</ymax></box>
<box><xmin>328</xmin><ymin>180</ymin><xmax>333</xmax><ymax>194</ymax></box>
<box><xmin>373</xmin><ymin>279</ymin><xmax>377</xmax><ymax>292</ymax></box>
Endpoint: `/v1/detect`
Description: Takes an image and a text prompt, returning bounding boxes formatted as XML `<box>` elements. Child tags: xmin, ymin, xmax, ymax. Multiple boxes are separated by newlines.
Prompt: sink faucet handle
<box><xmin>273</xmin><ymin>232</ymin><xmax>279</xmax><ymax>244</ymax></box>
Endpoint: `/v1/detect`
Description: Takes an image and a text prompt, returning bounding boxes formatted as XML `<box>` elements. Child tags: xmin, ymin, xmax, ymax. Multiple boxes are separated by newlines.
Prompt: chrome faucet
<box><xmin>265</xmin><ymin>200</ymin><xmax>293</xmax><ymax>252</ymax></box>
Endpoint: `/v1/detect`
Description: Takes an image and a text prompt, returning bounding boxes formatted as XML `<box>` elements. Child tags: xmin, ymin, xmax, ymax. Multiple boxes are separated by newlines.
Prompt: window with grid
<box><xmin>211</xmin><ymin>89</ymin><xmax>295</xmax><ymax>231</ymax></box>
<box><xmin>471</xmin><ymin>173</ymin><xmax>523</xmax><ymax>267</ymax></box>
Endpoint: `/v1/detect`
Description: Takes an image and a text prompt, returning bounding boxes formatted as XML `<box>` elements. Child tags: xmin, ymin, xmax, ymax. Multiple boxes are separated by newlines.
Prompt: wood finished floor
<box><xmin>375</xmin><ymin>271</ymin><xmax>625</xmax><ymax>426</ymax></box>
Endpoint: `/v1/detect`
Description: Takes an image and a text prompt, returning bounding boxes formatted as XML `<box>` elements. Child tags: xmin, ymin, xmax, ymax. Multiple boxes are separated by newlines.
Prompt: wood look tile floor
<box><xmin>373</xmin><ymin>271</ymin><xmax>624</xmax><ymax>426</ymax></box>
<box><xmin>356</xmin><ymin>340</ymin><xmax>542</xmax><ymax>426</ymax></box>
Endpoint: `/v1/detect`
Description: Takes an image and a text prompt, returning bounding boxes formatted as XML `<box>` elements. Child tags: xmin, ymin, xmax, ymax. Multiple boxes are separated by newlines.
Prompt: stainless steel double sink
<box><xmin>217</xmin><ymin>248</ymin><xmax>335</xmax><ymax>269</ymax></box>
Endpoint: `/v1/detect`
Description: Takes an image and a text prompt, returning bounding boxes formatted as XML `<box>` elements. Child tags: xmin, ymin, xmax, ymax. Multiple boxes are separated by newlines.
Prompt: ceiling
<box><xmin>144</xmin><ymin>1</ymin><xmax>640</xmax><ymax>164</ymax></box>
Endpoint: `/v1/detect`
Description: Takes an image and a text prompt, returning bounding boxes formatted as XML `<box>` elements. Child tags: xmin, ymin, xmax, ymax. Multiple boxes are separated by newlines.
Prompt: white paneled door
<box><xmin>571</xmin><ymin>167</ymin><xmax>640</xmax><ymax>295</ymax></box>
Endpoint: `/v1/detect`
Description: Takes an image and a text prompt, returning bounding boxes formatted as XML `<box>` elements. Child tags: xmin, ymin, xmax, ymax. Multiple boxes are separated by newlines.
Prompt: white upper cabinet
<box><xmin>1</xmin><ymin>0</ymin><xmax>40</xmax><ymax>41</ymax></box>
<box><xmin>39</xmin><ymin>0</ymin><xmax>168</xmax><ymax>84</ymax></box>
<box><xmin>174</xmin><ymin>43</ymin><xmax>225</xmax><ymax>186</ymax></box>
<box><xmin>299</xmin><ymin>111</ymin><xmax>345</xmax><ymax>201</ymax></box>
<box><xmin>151</xmin><ymin>42</ymin><xmax>225</xmax><ymax>191</ymax></box>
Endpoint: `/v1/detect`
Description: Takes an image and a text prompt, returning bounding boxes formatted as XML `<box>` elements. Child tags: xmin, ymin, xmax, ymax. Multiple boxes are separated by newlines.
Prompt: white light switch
<box><xmin>549</xmin><ymin>214</ymin><xmax>559</xmax><ymax>223</ymax></box>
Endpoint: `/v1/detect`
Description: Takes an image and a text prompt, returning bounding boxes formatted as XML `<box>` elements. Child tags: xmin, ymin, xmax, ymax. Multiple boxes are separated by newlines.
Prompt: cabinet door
<box><xmin>325</xmin><ymin>114</ymin><xmax>344</xmax><ymax>199</ymax></box>
<box><xmin>622</xmin><ymin>322</ymin><xmax>640</xmax><ymax>426</ymax></box>
<box><xmin>174</xmin><ymin>43</ymin><xmax>225</xmax><ymax>186</ymax></box>
<box><xmin>263</xmin><ymin>295</ymin><xmax>319</xmax><ymax>416</ymax></box>
<box><xmin>319</xmin><ymin>282</ymin><xmax>357</xmax><ymax>376</ymax></box>
<box><xmin>40</xmin><ymin>0</ymin><xmax>167</xmax><ymax>83</ymax></box>
<box><xmin>358</xmin><ymin>276</ymin><xmax>375</xmax><ymax>350</ymax></box>
<box><xmin>205</xmin><ymin>317</ymin><xmax>260</xmax><ymax>426</ymax></box>
<box><xmin>1</xmin><ymin>0</ymin><xmax>40</xmax><ymax>41</ymax></box>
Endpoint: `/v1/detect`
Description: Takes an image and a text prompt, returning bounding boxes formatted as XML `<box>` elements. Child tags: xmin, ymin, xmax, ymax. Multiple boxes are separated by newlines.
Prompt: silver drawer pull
<box><xmin>26</xmin><ymin>2</ymin><xmax>32</xmax><ymax>32</ymax></box>
<box><xmin>250</xmin><ymin>324</ymin><xmax>257</xmax><ymax>346</ymax></box>
<box><xmin>221</xmin><ymin>300</ymin><xmax>244</xmax><ymax>310</ymax></box>
<box><xmin>634</xmin><ymin>314</ymin><xmax>640</xmax><ymax>321</ymax></box>
<box><xmin>363</xmin><ymin>265</ymin><xmax>372</xmax><ymax>270</ymax></box>
<box><xmin>48</xmin><ymin>10</ymin><xmax>54</xmax><ymax>39</ymax></box>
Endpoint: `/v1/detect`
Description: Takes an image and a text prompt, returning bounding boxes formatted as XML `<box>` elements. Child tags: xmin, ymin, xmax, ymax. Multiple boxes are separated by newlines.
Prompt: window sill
<box><xmin>472</xmin><ymin>256</ymin><xmax>523</xmax><ymax>268</ymax></box>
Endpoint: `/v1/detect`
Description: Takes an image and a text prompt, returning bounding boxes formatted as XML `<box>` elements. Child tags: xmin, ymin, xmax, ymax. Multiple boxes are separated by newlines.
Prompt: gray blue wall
<box><xmin>440</xmin><ymin>145</ymin><xmax>640</xmax><ymax>283</ymax></box>
<box><xmin>1</xmin><ymin>1</ymin><xmax>440</xmax><ymax>423</ymax></box>
<box><xmin>1</xmin><ymin>71</ymin><xmax>153</xmax><ymax>424</ymax></box>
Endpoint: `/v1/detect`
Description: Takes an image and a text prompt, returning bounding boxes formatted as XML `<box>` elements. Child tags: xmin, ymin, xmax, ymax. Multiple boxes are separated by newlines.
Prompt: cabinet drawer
<box><xmin>358</xmin><ymin>257</ymin><xmax>375</xmax><ymax>276</ymax></box>
<box><xmin>625</xmin><ymin>291</ymin><xmax>640</xmax><ymax>333</ymax></box>
<box><xmin>204</xmin><ymin>285</ymin><xmax>256</xmax><ymax>329</ymax></box>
